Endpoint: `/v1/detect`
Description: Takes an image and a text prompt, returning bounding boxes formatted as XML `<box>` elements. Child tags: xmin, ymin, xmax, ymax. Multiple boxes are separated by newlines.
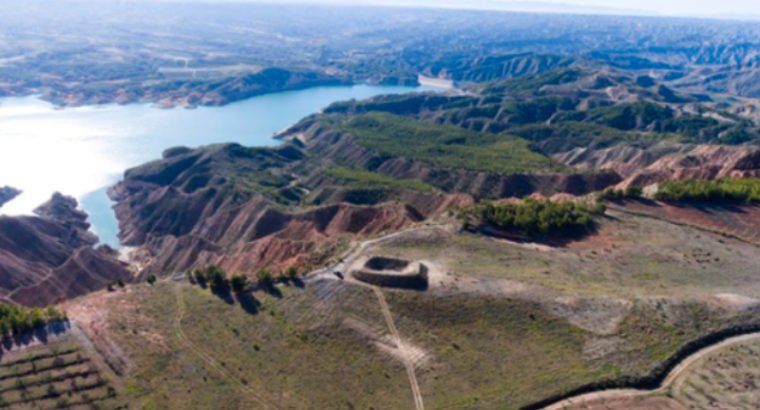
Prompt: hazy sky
<box><xmin>205</xmin><ymin>0</ymin><xmax>760</xmax><ymax>19</ymax></box>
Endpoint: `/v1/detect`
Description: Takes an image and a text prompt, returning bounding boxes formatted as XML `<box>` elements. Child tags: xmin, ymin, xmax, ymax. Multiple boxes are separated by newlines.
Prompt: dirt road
<box><xmin>373</xmin><ymin>286</ymin><xmax>425</xmax><ymax>410</ymax></box>
<box><xmin>305</xmin><ymin>228</ymin><xmax>429</xmax><ymax>410</ymax></box>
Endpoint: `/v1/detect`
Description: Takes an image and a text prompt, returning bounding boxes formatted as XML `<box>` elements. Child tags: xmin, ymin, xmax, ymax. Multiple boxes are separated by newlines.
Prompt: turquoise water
<box><xmin>0</xmin><ymin>84</ymin><xmax>429</xmax><ymax>246</ymax></box>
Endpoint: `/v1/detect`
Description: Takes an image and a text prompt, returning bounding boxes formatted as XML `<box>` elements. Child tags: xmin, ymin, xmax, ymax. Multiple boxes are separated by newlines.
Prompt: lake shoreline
<box><xmin>0</xmin><ymin>84</ymin><xmax>432</xmax><ymax>247</ymax></box>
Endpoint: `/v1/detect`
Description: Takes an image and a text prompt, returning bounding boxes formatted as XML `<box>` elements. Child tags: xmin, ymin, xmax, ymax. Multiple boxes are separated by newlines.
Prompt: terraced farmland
<box><xmin>0</xmin><ymin>339</ymin><xmax>121</xmax><ymax>409</ymax></box>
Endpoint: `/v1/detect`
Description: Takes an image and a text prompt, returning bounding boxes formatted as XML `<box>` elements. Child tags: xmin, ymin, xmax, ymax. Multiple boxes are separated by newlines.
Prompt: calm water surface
<box><xmin>0</xmin><ymin>84</ymin><xmax>429</xmax><ymax>246</ymax></box>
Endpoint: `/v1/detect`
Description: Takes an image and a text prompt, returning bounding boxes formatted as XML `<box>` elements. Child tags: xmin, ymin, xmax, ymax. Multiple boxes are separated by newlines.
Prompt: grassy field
<box><xmin>384</xmin><ymin>291</ymin><xmax>601</xmax><ymax>409</ymax></box>
<box><xmin>101</xmin><ymin>280</ymin><xmax>416</xmax><ymax>409</ymax></box>
<box><xmin>0</xmin><ymin>337</ymin><xmax>121</xmax><ymax>409</ymax></box>
<box><xmin>93</xmin><ymin>280</ymin><xmax>631</xmax><ymax>410</ymax></box>
<box><xmin>330</xmin><ymin>112</ymin><xmax>567</xmax><ymax>174</ymax></box>
<box><xmin>84</xmin><ymin>257</ymin><xmax>760</xmax><ymax>409</ymax></box>
<box><xmin>373</xmin><ymin>208</ymin><xmax>760</xmax><ymax>298</ymax></box>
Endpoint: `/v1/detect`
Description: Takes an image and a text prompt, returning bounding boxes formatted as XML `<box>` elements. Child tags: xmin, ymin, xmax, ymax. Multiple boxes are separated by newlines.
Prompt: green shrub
<box><xmin>625</xmin><ymin>185</ymin><xmax>643</xmax><ymax>198</ymax></box>
<box><xmin>29</xmin><ymin>308</ymin><xmax>45</xmax><ymax>328</ymax></box>
<box><xmin>193</xmin><ymin>269</ymin><xmax>207</xmax><ymax>285</ymax></box>
<box><xmin>332</xmin><ymin>112</ymin><xmax>566</xmax><ymax>174</ymax></box>
<box><xmin>147</xmin><ymin>275</ymin><xmax>157</xmax><ymax>285</ymax></box>
<box><xmin>206</xmin><ymin>266</ymin><xmax>229</xmax><ymax>292</ymax></box>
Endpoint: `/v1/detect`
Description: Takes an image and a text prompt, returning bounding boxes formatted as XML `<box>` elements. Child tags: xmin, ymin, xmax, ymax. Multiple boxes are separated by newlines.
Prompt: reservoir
<box><xmin>0</xmin><ymin>84</ymin><xmax>429</xmax><ymax>246</ymax></box>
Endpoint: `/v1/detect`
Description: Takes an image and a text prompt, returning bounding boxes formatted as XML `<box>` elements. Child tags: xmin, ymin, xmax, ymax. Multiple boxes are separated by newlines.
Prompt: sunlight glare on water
<box><xmin>0</xmin><ymin>100</ymin><xmax>127</xmax><ymax>215</ymax></box>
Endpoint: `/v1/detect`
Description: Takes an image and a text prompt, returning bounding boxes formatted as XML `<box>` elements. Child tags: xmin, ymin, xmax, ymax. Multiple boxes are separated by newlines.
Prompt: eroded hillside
<box><xmin>0</xmin><ymin>194</ymin><xmax>130</xmax><ymax>307</ymax></box>
<box><xmin>105</xmin><ymin>68</ymin><xmax>760</xmax><ymax>279</ymax></box>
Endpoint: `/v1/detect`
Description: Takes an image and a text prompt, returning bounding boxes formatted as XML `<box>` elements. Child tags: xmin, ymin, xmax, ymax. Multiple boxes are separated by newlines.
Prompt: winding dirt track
<box><xmin>173</xmin><ymin>286</ymin><xmax>279</xmax><ymax>409</ymax></box>
<box><xmin>543</xmin><ymin>331</ymin><xmax>760</xmax><ymax>410</ymax></box>
<box><xmin>373</xmin><ymin>286</ymin><xmax>425</xmax><ymax>410</ymax></box>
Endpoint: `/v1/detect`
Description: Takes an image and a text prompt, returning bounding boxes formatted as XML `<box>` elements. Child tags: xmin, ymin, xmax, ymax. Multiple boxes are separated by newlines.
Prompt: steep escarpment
<box><xmin>0</xmin><ymin>193</ymin><xmax>131</xmax><ymax>307</ymax></box>
<box><xmin>419</xmin><ymin>53</ymin><xmax>579</xmax><ymax>84</ymax></box>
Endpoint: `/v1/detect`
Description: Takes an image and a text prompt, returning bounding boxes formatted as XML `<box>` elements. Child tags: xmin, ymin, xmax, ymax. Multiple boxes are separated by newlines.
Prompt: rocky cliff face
<box><xmin>320</xmin><ymin>68</ymin><xmax>760</xmax><ymax>191</ymax></box>
<box><xmin>0</xmin><ymin>193</ymin><xmax>131</xmax><ymax>307</ymax></box>
<box><xmin>109</xmin><ymin>117</ymin><xmax>622</xmax><ymax>277</ymax></box>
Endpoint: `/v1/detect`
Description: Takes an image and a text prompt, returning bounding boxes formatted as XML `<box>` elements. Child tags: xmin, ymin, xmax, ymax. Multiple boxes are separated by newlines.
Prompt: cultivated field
<box><xmin>672</xmin><ymin>337</ymin><xmax>760</xmax><ymax>409</ymax></box>
<box><xmin>0</xmin><ymin>333</ymin><xmax>122</xmax><ymax>409</ymax></box>
<box><xmin>545</xmin><ymin>331</ymin><xmax>760</xmax><ymax>409</ymax></box>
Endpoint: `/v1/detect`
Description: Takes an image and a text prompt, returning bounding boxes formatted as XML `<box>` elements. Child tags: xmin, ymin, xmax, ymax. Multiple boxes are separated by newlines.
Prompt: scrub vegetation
<box><xmin>655</xmin><ymin>178</ymin><xmax>760</xmax><ymax>203</ymax></box>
